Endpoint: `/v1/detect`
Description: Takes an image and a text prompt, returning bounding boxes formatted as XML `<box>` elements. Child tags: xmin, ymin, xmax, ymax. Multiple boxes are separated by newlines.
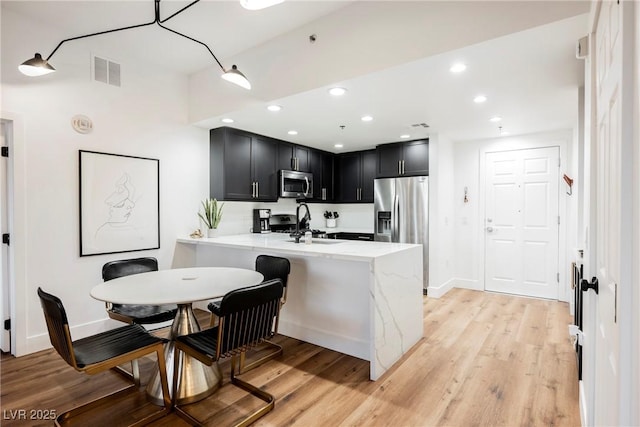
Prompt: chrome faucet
<box><xmin>292</xmin><ymin>202</ymin><xmax>311</xmax><ymax>243</ymax></box>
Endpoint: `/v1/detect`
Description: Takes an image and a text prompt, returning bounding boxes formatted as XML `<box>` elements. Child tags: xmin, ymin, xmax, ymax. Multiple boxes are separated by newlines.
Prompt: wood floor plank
<box><xmin>1</xmin><ymin>290</ymin><xmax>580</xmax><ymax>426</ymax></box>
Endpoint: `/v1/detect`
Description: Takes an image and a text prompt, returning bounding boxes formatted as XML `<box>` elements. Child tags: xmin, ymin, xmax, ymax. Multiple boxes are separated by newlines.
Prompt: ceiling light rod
<box><xmin>20</xmin><ymin>0</ymin><xmax>250</xmax><ymax>89</ymax></box>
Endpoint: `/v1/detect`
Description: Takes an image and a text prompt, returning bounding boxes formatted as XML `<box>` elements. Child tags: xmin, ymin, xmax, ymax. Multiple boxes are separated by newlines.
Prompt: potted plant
<box><xmin>324</xmin><ymin>211</ymin><xmax>339</xmax><ymax>228</ymax></box>
<box><xmin>198</xmin><ymin>198</ymin><xmax>224</xmax><ymax>237</ymax></box>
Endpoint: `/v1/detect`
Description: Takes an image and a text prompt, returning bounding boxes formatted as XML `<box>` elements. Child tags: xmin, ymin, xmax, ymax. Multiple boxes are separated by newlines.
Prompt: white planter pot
<box><xmin>326</xmin><ymin>218</ymin><xmax>337</xmax><ymax>228</ymax></box>
<box><xmin>207</xmin><ymin>228</ymin><xmax>218</xmax><ymax>238</ymax></box>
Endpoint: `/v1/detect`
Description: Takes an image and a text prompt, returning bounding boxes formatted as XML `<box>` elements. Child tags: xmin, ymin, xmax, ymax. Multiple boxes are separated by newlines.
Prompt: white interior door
<box><xmin>485</xmin><ymin>147</ymin><xmax>559</xmax><ymax>299</ymax></box>
<box><xmin>589</xmin><ymin>1</ymin><xmax>624</xmax><ymax>424</ymax></box>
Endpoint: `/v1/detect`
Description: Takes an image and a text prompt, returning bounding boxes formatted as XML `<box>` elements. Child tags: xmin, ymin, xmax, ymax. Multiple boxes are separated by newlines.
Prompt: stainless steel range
<box><xmin>270</xmin><ymin>214</ymin><xmax>327</xmax><ymax>238</ymax></box>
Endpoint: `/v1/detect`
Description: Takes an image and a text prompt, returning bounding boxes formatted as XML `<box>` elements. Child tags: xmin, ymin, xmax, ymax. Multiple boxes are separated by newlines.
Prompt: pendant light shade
<box><xmin>18</xmin><ymin>53</ymin><xmax>56</xmax><ymax>76</ymax></box>
<box><xmin>221</xmin><ymin>65</ymin><xmax>251</xmax><ymax>90</ymax></box>
<box><xmin>18</xmin><ymin>1</ymin><xmax>251</xmax><ymax>90</ymax></box>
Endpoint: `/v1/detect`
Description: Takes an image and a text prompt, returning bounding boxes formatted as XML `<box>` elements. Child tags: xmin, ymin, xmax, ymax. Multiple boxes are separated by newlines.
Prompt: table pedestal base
<box><xmin>147</xmin><ymin>304</ymin><xmax>221</xmax><ymax>405</ymax></box>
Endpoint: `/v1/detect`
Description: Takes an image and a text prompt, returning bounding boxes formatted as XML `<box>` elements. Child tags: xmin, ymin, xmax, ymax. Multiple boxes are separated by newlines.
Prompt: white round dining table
<box><xmin>90</xmin><ymin>267</ymin><xmax>264</xmax><ymax>405</ymax></box>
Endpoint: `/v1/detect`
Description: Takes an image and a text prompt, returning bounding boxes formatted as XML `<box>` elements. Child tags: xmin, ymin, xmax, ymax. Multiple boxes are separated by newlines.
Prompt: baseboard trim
<box><xmin>427</xmin><ymin>278</ymin><xmax>456</xmax><ymax>298</ymax></box>
<box><xmin>452</xmin><ymin>278</ymin><xmax>482</xmax><ymax>291</ymax></box>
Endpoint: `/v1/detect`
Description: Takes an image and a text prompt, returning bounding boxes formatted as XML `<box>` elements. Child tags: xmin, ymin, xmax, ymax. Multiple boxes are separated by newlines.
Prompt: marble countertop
<box><xmin>177</xmin><ymin>233</ymin><xmax>420</xmax><ymax>261</ymax></box>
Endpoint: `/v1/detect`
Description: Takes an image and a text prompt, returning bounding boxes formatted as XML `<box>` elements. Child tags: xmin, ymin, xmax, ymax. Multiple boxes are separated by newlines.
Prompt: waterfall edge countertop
<box><xmin>176</xmin><ymin>233</ymin><xmax>424</xmax><ymax>381</ymax></box>
<box><xmin>177</xmin><ymin>233</ymin><xmax>420</xmax><ymax>261</ymax></box>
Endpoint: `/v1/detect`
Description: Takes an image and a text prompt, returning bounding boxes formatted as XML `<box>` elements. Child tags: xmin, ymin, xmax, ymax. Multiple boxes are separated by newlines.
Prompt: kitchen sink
<box><xmin>285</xmin><ymin>238</ymin><xmax>344</xmax><ymax>245</ymax></box>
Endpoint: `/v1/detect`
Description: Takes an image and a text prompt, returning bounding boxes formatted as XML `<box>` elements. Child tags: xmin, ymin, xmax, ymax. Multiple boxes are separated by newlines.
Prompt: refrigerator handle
<box><xmin>393</xmin><ymin>194</ymin><xmax>400</xmax><ymax>241</ymax></box>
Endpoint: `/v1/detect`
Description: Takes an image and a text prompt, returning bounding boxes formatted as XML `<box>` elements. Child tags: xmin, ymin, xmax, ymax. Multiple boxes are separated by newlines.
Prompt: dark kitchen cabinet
<box><xmin>308</xmin><ymin>149</ymin><xmax>334</xmax><ymax>201</ymax></box>
<box><xmin>327</xmin><ymin>232</ymin><xmax>374</xmax><ymax>241</ymax></box>
<box><xmin>335</xmin><ymin>150</ymin><xmax>376</xmax><ymax>203</ymax></box>
<box><xmin>278</xmin><ymin>142</ymin><xmax>310</xmax><ymax>172</ymax></box>
<box><xmin>377</xmin><ymin>139</ymin><xmax>429</xmax><ymax>177</ymax></box>
<box><xmin>210</xmin><ymin>127</ymin><xmax>278</xmax><ymax>201</ymax></box>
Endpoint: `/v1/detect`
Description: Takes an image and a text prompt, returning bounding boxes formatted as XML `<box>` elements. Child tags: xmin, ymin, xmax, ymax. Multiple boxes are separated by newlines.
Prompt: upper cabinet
<box><xmin>308</xmin><ymin>149</ymin><xmax>334</xmax><ymax>202</ymax></box>
<box><xmin>335</xmin><ymin>150</ymin><xmax>376</xmax><ymax>203</ymax></box>
<box><xmin>278</xmin><ymin>142</ymin><xmax>310</xmax><ymax>172</ymax></box>
<box><xmin>210</xmin><ymin>127</ymin><xmax>278</xmax><ymax>201</ymax></box>
<box><xmin>376</xmin><ymin>139</ymin><xmax>429</xmax><ymax>178</ymax></box>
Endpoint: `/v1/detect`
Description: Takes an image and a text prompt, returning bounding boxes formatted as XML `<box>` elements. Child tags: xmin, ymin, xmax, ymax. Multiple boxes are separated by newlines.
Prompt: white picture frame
<box><xmin>79</xmin><ymin>150</ymin><xmax>160</xmax><ymax>256</ymax></box>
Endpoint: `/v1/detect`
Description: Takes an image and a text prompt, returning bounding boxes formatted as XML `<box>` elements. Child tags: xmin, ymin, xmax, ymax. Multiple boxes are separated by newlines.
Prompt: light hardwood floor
<box><xmin>0</xmin><ymin>289</ymin><xmax>580</xmax><ymax>426</ymax></box>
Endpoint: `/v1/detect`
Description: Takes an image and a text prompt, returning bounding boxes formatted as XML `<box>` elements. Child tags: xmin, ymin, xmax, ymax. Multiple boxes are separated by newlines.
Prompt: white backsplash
<box><xmin>210</xmin><ymin>199</ymin><xmax>374</xmax><ymax>236</ymax></box>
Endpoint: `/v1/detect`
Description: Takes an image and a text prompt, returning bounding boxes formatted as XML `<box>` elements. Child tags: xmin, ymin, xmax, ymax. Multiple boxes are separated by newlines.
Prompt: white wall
<box><xmin>211</xmin><ymin>199</ymin><xmax>374</xmax><ymax>237</ymax></box>
<box><xmin>452</xmin><ymin>130</ymin><xmax>573</xmax><ymax>301</ymax></box>
<box><xmin>1</xmin><ymin>9</ymin><xmax>210</xmax><ymax>355</ymax></box>
<box><xmin>427</xmin><ymin>134</ymin><xmax>456</xmax><ymax>297</ymax></box>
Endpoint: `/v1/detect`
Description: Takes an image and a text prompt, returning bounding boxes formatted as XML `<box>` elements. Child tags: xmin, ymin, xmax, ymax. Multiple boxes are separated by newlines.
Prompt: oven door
<box><xmin>280</xmin><ymin>170</ymin><xmax>313</xmax><ymax>198</ymax></box>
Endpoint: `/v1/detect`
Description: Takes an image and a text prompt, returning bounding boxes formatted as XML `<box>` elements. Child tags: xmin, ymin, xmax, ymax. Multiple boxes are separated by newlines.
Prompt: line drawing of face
<box><xmin>104</xmin><ymin>173</ymin><xmax>136</xmax><ymax>224</ymax></box>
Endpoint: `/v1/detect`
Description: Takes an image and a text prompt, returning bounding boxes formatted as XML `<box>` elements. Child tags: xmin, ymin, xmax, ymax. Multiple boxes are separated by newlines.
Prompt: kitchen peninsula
<box><xmin>175</xmin><ymin>233</ymin><xmax>423</xmax><ymax>380</ymax></box>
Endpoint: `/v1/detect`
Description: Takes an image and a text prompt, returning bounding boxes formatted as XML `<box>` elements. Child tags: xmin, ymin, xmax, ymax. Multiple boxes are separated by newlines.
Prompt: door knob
<box><xmin>486</xmin><ymin>226</ymin><xmax>494</xmax><ymax>232</ymax></box>
<box><xmin>581</xmin><ymin>276</ymin><xmax>599</xmax><ymax>294</ymax></box>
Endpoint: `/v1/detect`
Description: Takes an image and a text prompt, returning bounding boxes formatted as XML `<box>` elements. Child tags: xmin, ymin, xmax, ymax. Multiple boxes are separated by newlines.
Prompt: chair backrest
<box><xmin>255</xmin><ymin>255</ymin><xmax>290</xmax><ymax>288</ymax></box>
<box><xmin>216</xmin><ymin>279</ymin><xmax>283</xmax><ymax>358</ymax></box>
<box><xmin>102</xmin><ymin>257</ymin><xmax>158</xmax><ymax>281</ymax></box>
<box><xmin>37</xmin><ymin>287</ymin><xmax>77</xmax><ymax>368</ymax></box>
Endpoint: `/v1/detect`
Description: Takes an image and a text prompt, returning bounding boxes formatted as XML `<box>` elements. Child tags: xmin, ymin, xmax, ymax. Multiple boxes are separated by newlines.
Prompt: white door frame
<box><xmin>477</xmin><ymin>133</ymin><xmax>570</xmax><ymax>302</ymax></box>
<box><xmin>0</xmin><ymin>112</ymin><xmax>27</xmax><ymax>356</ymax></box>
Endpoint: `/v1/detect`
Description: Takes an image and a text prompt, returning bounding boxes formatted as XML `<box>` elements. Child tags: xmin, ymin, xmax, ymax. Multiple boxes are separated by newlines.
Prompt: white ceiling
<box><xmin>4</xmin><ymin>1</ymin><xmax>589</xmax><ymax>152</ymax></box>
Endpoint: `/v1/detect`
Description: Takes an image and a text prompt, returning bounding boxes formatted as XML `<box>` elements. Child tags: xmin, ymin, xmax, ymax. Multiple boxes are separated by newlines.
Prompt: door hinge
<box><xmin>558</xmin><ymin>157</ymin><xmax>561</xmax><ymax>167</ymax></box>
<box><xmin>558</xmin><ymin>216</ymin><xmax>561</xmax><ymax>225</ymax></box>
<box><xmin>2</xmin><ymin>233</ymin><xmax>9</xmax><ymax>246</ymax></box>
<box><xmin>1</xmin><ymin>147</ymin><xmax>8</xmax><ymax>157</ymax></box>
<box><xmin>557</xmin><ymin>272</ymin><xmax>560</xmax><ymax>282</ymax></box>
<box><xmin>3</xmin><ymin>319</ymin><xmax>10</xmax><ymax>330</ymax></box>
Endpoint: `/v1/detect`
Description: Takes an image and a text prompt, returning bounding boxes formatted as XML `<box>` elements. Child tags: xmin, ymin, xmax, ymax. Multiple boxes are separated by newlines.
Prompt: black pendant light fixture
<box><xmin>18</xmin><ymin>0</ymin><xmax>251</xmax><ymax>90</ymax></box>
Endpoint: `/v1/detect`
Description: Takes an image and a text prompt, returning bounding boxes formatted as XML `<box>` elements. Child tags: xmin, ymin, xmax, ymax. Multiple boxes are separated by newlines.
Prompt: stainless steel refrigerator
<box><xmin>374</xmin><ymin>176</ymin><xmax>429</xmax><ymax>290</ymax></box>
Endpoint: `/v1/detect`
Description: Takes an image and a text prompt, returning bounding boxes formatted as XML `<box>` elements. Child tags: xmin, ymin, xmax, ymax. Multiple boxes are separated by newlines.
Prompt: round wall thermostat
<box><xmin>71</xmin><ymin>115</ymin><xmax>93</xmax><ymax>134</ymax></box>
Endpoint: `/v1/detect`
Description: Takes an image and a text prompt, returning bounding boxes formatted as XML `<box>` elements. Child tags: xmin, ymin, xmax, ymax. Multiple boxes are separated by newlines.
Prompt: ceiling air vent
<box><xmin>93</xmin><ymin>55</ymin><xmax>121</xmax><ymax>87</ymax></box>
<box><xmin>411</xmin><ymin>123</ymin><xmax>430</xmax><ymax>128</ymax></box>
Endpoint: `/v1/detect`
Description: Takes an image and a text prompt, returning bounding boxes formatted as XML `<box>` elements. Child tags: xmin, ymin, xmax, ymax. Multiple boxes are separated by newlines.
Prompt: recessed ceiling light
<box><xmin>474</xmin><ymin>95</ymin><xmax>487</xmax><ymax>103</ymax></box>
<box><xmin>221</xmin><ymin>118</ymin><xmax>234</xmax><ymax>123</ymax></box>
<box><xmin>328</xmin><ymin>87</ymin><xmax>347</xmax><ymax>96</ymax></box>
<box><xmin>334</xmin><ymin>143</ymin><xmax>344</xmax><ymax>148</ymax></box>
<box><xmin>361</xmin><ymin>115</ymin><xmax>373</xmax><ymax>122</ymax></box>
<box><xmin>267</xmin><ymin>105</ymin><xmax>282</xmax><ymax>112</ymax></box>
<box><xmin>449</xmin><ymin>63</ymin><xmax>466</xmax><ymax>73</ymax></box>
<box><xmin>400</xmin><ymin>134</ymin><xmax>411</xmax><ymax>139</ymax></box>
<box><xmin>288</xmin><ymin>130</ymin><xmax>298</xmax><ymax>135</ymax></box>
<box><xmin>489</xmin><ymin>116</ymin><xmax>502</xmax><ymax>122</ymax></box>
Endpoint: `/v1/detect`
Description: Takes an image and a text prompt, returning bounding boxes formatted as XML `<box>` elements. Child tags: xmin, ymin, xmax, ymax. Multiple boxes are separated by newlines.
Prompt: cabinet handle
<box><xmin>402</xmin><ymin>160</ymin><xmax>405</xmax><ymax>174</ymax></box>
<box><xmin>296</xmin><ymin>158</ymin><xmax>299</xmax><ymax>170</ymax></box>
<box><xmin>322</xmin><ymin>188</ymin><xmax>326</xmax><ymax>200</ymax></box>
<box><xmin>256</xmin><ymin>181</ymin><xmax>259</xmax><ymax>198</ymax></box>
<box><xmin>398</xmin><ymin>160</ymin><xmax>401</xmax><ymax>175</ymax></box>
<box><xmin>252</xmin><ymin>182</ymin><xmax>256</xmax><ymax>198</ymax></box>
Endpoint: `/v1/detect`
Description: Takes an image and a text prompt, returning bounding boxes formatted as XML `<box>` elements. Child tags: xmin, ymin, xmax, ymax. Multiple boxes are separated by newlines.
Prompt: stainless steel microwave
<box><xmin>280</xmin><ymin>170</ymin><xmax>313</xmax><ymax>198</ymax></box>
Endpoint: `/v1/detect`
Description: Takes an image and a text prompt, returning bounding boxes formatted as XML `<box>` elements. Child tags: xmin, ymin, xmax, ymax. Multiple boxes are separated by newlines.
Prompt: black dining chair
<box><xmin>173</xmin><ymin>279</ymin><xmax>284</xmax><ymax>427</ymax></box>
<box><xmin>37</xmin><ymin>287</ymin><xmax>171</xmax><ymax>426</ymax></box>
<box><xmin>102</xmin><ymin>257</ymin><xmax>178</xmax><ymax>326</ymax></box>
<box><xmin>208</xmin><ymin>255</ymin><xmax>290</xmax><ymax>373</ymax></box>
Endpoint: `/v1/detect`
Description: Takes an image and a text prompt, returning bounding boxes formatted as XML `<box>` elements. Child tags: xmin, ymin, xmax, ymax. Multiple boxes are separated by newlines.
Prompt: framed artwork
<box><xmin>79</xmin><ymin>150</ymin><xmax>160</xmax><ymax>256</ymax></box>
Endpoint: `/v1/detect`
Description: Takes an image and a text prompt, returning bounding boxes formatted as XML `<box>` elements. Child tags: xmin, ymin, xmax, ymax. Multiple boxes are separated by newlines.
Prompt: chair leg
<box><xmin>55</xmin><ymin>343</ymin><xmax>170</xmax><ymax>427</ymax></box>
<box><xmin>238</xmin><ymin>340</ymin><xmax>283</xmax><ymax>374</ymax></box>
<box><xmin>110</xmin><ymin>360</ymin><xmax>140</xmax><ymax>386</ymax></box>
<box><xmin>229</xmin><ymin>355</ymin><xmax>275</xmax><ymax>427</ymax></box>
<box><xmin>172</xmin><ymin>344</ymin><xmax>206</xmax><ymax>427</ymax></box>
